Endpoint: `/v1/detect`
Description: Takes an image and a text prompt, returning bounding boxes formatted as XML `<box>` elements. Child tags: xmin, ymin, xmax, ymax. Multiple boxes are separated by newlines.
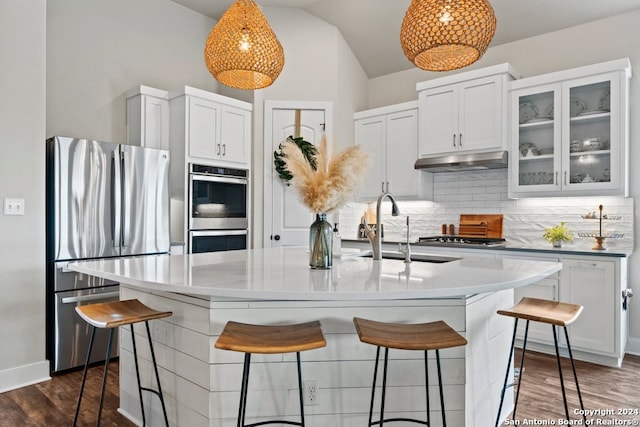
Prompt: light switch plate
<box><xmin>4</xmin><ymin>198</ymin><xmax>25</xmax><ymax>215</ymax></box>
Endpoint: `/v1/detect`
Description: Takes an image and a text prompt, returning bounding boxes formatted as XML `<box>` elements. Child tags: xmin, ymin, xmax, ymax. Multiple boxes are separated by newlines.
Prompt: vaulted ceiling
<box><xmin>171</xmin><ymin>0</ymin><xmax>640</xmax><ymax>78</ymax></box>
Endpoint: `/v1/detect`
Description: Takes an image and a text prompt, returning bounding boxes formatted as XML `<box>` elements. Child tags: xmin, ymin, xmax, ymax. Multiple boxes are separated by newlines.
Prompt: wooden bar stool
<box><xmin>215</xmin><ymin>320</ymin><xmax>326</xmax><ymax>427</ymax></box>
<box><xmin>72</xmin><ymin>299</ymin><xmax>172</xmax><ymax>427</ymax></box>
<box><xmin>495</xmin><ymin>297</ymin><xmax>586</xmax><ymax>426</ymax></box>
<box><xmin>353</xmin><ymin>317</ymin><xmax>467</xmax><ymax>427</ymax></box>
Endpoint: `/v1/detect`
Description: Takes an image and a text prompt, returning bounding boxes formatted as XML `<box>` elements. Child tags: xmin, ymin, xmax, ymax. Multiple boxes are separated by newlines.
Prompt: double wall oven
<box><xmin>188</xmin><ymin>164</ymin><xmax>249</xmax><ymax>253</ymax></box>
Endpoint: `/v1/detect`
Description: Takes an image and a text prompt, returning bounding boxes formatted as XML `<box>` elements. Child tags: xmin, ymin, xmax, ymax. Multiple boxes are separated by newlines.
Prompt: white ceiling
<box><xmin>171</xmin><ymin>0</ymin><xmax>640</xmax><ymax>78</ymax></box>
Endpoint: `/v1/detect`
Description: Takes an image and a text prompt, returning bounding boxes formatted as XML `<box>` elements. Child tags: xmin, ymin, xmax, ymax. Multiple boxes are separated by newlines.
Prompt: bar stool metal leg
<box><xmin>238</xmin><ymin>353</ymin><xmax>252</xmax><ymax>427</ymax></box>
<box><xmin>513</xmin><ymin>320</ymin><xmax>530</xmax><ymax>421</ymax></box>
<box><xmin>368</xmin><ymin>346</ymin><xmax>381</xmax><ymax>426</ymax></box>
<box><xmin>380</xmin><ymin>347</ymin><xmax>390</xmax><ymax>426</ymax></box>
<box><xmin>73</xmin><ymin>326</ymin><xmax>97</xmax><ymax>426</ymax></box>
<box><xmin>296</xmin><ymin>352</ymin><xmax>305</xmax><ymax>427</ymax></box>
<box><xmin>235</xmin><ymin>351</ymin><xmax>307</xmax><ymax>427</ymax></box>
<box><xmin>96</xmin><ymin>328</ymin><xmax>115</xmax><ymax>426</ymax></box>
<box><xmin>553</xmin><ymin>325</ymin><xmax>571</xmax><ymax>420</ymax></box>
<box><xmin>131</xmin><ymin>324</ymin><xmax>147</xmax><ymax>427</ymax></box>
<box><xmin>145</xmin><ymin>321</ymin><xmax>170</xmax><ymax>427</ymax></box>
<box><xmin>130</xmin><ymin>322</ymin><xmax>170</xmax><ymax>427</ymax></box>
<box><xmin>564</xmin><ymin>327</ymin><xmax>586</xmax><ymax>423</ymax></box>
<box><xmin>424</xmin><ymin>350</ymin><xmax>430</xmax><ymax>427</ymax></box>
<box><xmin>495</xmin><ymin>318</ymin><xmax>519</xmax><ymax>427</ymax></box>
<box><xmin>435</xmin><ymin>349</ymin><xmax>446</xmax><ymax>427</ymax></box>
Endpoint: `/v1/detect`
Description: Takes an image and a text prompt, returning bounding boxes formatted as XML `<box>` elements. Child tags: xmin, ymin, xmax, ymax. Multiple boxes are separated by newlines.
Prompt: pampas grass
<box><xmin>280</xmin><ymin>135</ymin><xmax>369</xmax><ymax>213</ymax></box>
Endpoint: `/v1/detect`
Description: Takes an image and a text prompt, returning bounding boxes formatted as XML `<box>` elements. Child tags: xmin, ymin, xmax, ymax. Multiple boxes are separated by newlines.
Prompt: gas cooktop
<box><xmin>416</xmin><ymin>235</ymin><xmax>507</xmax><ymax>247</ymax></box>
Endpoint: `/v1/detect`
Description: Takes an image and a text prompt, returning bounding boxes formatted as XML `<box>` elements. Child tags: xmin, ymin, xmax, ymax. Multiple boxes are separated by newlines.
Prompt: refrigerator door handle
<box><xmin>60</xmin><ymin>291</ymin><xmax>120</xmax><ymax>304</ymax></box>
<box><xmin>120</xmin><ymin>150</ymin><xmax>128</xmax><ymax>248</ymax></box>
<box><xmin>112</xmin><ymin>152</ymin><xmax>122</xmax><ymax>250</ymax></box>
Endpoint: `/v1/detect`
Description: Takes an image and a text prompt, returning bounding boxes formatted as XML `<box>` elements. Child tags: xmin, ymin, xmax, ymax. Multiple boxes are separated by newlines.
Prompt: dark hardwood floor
<box><xmin>0</xmin><ymin>351</ymin><xmax>638</xmax><ymax>426</ymax></box>
<box><xmin>0</xmin><ymin>362</ymin><xmax>134</xmax><ymax>427</ymax></box>
<box><xmin>503</xmin><ymin>350</ymin><xmax>640</xmax><ymax>424</ymax></box>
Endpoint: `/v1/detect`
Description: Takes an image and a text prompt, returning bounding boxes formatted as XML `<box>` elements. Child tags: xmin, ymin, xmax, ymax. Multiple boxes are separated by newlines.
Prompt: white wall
<box><xmin>0</xmin><ymin>0</ymin><xmax>49</xmax><ymax>390</ymax></box>
<box><xmin>251</xmin><ymin>8</ymin><xmax>368</xmax><ymax>248</ymax></box>
<box><xmin>365</xmin><ymin>10</ymin><xmax>640</xmax><ymax>353</ymax></box>
<box><xmin>46</xmin><ymin>0</ymin><xmax>218</xmax><ymax>143</ymax></box>
<box><xmin>0</xmin><ymin>0</ymin><xmax>219</xmax><ymax>392</ymax></box>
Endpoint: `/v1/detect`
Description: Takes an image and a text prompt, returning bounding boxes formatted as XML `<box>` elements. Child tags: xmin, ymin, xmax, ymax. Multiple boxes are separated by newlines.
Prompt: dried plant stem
<box><xmin>280</xmin><ymin>135</ymin><xmax>369</xmax><ymax>213</ymax></box>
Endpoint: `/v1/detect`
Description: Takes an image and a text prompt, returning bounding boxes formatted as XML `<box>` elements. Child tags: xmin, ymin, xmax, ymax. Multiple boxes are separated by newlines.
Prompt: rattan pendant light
<box><xmin>204</xmin><ymin>0</ymin><xmax>284</xmax><ymax>90</ymax></box>
<box><xmin>400</xmin><ymin>0</ymin><xmax>496</xmax><ymax>72</ymax></box>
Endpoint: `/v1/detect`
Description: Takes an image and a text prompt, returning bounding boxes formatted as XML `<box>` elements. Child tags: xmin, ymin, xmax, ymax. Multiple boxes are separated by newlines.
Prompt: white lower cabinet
<box><xmin>501</xmin><ymin>254</ymin><xmax>560</xmax><ymax>345</ymax></box>
<box><xmin>498</xmin><ymin>252</ymin><xmax>626</xmax><ymax>367</ymax></box>
<box><xmin>341</xmin><ymin>240</ymin><xmax>628</xmax><ymax>367</ymax></box>
<box><xmin>560</xmin><ymin>257</ymin><xmax>616</xmax><ymax>355</ymax></box>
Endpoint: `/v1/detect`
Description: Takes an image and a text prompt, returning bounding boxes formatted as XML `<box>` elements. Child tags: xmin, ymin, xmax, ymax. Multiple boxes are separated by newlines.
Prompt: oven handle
<box><xmin>190</xmin><ymin>229</ymin><xmax>248</xmax><ymax>237</ymax></box>
<box><xmin>61</xmin><ymin>291</ymin><xmax>120</xmax><ymax>304</ymax></box>
<box><xmin>190</xmin><ymin>174</ymin><xmax>248</xmax><ymax>185</ymax></box>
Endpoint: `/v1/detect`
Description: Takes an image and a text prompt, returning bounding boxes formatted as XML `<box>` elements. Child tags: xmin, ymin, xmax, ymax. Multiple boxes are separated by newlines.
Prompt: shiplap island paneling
<box><xmin>68</xmin><ymin>247</ymin><xmax>561</xmax><ymax>426</ymax></box>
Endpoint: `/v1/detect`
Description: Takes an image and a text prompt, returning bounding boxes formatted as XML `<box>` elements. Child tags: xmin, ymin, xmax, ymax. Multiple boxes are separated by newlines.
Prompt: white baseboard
<box><xmin>626</xmin><ymin>337</ymin><xmax>640</xmax><ymax>356</ymax></box>
<box><xmin>0</xmin><ymin>360</ymin><xmax>50</xmax><ymax>393</ymax></box>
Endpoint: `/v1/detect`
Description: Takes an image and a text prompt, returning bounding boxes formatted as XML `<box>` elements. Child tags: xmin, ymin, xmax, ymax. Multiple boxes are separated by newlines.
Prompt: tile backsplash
<box><xmin>338</xmin><ymin>169</ymin><xmax>634</xmax><ymax>250</ymax></box>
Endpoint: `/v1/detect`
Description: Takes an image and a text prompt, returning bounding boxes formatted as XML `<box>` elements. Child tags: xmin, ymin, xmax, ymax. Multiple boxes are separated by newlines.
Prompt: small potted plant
<box><xmin>543</xmin><ymin>222</ymin><xmax>574</xmax><ymax>248</ymax></box>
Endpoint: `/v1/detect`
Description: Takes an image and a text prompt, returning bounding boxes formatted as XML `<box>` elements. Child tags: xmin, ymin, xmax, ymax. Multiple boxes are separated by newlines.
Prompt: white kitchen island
<box><xmin>68</xmin><ymin>247</ymin><xmax>561</xmax><ymax>427</ymax></box>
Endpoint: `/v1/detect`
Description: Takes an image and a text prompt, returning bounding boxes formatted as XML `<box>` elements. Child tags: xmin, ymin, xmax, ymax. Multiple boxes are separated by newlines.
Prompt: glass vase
<box><xmin>309</xmin><ymin>213</ymin><xmax>333</xmax><ymax>269</ymax></box>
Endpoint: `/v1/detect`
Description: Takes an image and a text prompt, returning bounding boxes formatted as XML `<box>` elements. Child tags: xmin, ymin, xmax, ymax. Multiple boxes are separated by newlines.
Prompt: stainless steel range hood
<box><xmin>414</xmin><ymin>150</ymin><xmax>508</xmax><ymax>172</ymax></box>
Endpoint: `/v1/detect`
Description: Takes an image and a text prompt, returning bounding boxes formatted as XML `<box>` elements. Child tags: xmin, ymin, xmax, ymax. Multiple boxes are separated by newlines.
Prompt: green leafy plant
<box><xmin>543</xmin><ymin>222</ymin><xmax>574</xmax><ymax>244</ymax></box>
<box><xmin>274</xmin><ymin>136</ymin><xmax>317</xmax><ymax>183</ymax></box>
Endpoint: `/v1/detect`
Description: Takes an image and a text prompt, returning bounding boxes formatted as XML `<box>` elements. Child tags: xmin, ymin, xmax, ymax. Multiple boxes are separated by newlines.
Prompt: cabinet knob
<box><xmin>623</xmin><ymin>289</ymin><xmax>634</xmax><ymax>311</ymax></box>
<box><xmin>273</xmin><ymin>234</ymin><xmax>281</xmax><ymax>241</ymax></box>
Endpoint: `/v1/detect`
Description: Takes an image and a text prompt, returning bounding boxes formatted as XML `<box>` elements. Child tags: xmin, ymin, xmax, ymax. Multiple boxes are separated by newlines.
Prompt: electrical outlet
<box><xmin>303</xmin><ymin>379</ymin><xmax>318</xmax><ymax>405</ymax></box>
<box><xmin>4</xmin><ymin>198</ymin><xmax>25</xmax><ymax>216</ymax></box>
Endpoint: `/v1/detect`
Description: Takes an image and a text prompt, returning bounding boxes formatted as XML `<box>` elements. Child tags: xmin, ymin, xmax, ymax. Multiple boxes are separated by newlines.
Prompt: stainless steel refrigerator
<box><xmin>46</xmin><ymin>136</ymin><xmax>170</xmax><ymax>373</ymax></box>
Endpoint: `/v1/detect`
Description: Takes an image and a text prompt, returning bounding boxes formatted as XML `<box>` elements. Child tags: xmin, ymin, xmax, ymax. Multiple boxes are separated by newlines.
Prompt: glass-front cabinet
<box><xmin>508</xmin><ymin>59</ymin><xmax>630</xmax><ymax>198</ymax></box>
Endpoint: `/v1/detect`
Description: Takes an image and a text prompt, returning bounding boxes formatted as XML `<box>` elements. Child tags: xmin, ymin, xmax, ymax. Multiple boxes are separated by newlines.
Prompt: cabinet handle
<box><xmin>459</xmin><ymin>133</ymin><xmax>462</xmax><ymax>147</ymax></box>
<box><xmin>222</xmin><ymin>144</ymin><xmax>226</xmax><ymax>156</ymax></box>
<box><xmin>576</xmin><ymin>262</ymin><xmax>598</xmax><ymax>267</ymax></box>
<box><xmin>386</xmin><ymin>181</ymin><xmax>390</xmax><ymax>192</ymax></box>
<box><xmin>381</xmin><ymin>182</ymin><xmax>385</xmax><ymax>192</ymax></box>
<box><xmin>564</xmin><ymin>171</ymin><xmax>568</xmax><ymax>186</ymax></box>
<box><xmin>623</xmin><ymin>289</ymin><xmax>634</xmax><ymax>311</ymax></box>
<box><xmin>216</xmin><ymin>144</ymin><xmax>221</xmax><ymax>155</ymax></box>
<box><xmin>555</xmin><ymin>171</ymin><xmax>559</xmax><ymax>186</ymax></box>
<box><xmin>452</xmin><ymin>134</ymin><xmax>456</xmax><ymax>147</ymax></box>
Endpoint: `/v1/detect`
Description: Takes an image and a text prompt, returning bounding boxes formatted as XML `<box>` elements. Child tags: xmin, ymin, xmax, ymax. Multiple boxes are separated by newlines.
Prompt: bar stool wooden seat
<box><xmin>73</xmin><ymin>299</ymin><xmax>172</xmax><ymax>427</ymax></box>
<box><xmin>215</xmin><ymin>320</ymin><xmax>326</xmax><ymax>427</ymax></box>
<box><xmin>353</xmin><ymin>317</ymin><xmax>467</xmax><ymax>427</ymax></box>
<box><xmin>495</xmin><ymin>297</ymin><xmax>586</xmax><ymax>426</ymax></box>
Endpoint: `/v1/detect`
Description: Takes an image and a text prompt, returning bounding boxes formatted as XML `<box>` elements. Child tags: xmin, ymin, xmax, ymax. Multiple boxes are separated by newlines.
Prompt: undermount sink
<box><xmin>361</xmin><ymin>250</ymin><xmax>459</xmax><ymax>264</ymax></box>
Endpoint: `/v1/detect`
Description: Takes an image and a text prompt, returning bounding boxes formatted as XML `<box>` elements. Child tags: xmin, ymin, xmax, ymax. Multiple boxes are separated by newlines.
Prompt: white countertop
<box><xmin>66</xmin><ymin>247</ymin><xmax>561</xmax><ymax>301</ymax></box>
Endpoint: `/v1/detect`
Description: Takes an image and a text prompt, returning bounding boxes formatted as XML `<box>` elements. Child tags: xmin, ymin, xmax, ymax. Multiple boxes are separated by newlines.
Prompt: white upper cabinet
<box><xmin>355</xmin><ymin>101</ymin><xmax>431</xmax><ymax>200</ymax></box>
<box><xmin>509</xmin><ymin>59</ymin><xmax>631</xmax><ymax>198</ymax></box>
<box><xmin>417</xmin><ymin>63</ymin><xmax>519</xmax><ymax>157</ymax></box>
<box><xmin>126</xmin><ymin>86</ymin><xmax>170</xmax><ymax>151</ymax></box>
<box><xmin>170</xmin><ymin>86</ymin><xmax>252</xmax><ymax>169</ymax></box>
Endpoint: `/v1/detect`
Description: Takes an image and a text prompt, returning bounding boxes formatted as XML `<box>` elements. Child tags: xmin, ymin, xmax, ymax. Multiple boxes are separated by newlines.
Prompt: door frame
<box><xmin>263</xmin><ymin>100</ymin><xmax>334</xmax><ymax>247</ymax></box>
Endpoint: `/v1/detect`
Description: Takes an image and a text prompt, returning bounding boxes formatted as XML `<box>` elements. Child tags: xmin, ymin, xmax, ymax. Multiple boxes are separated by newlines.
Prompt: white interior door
<box><xmin>264</xmin><ymin>102</ymin><xmax>332</xmax><ymax>247</ymax></box>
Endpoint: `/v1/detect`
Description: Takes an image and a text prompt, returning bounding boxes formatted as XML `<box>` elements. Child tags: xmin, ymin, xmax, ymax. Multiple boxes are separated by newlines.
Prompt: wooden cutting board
<box><xmin>459</xmin><ymin>214</ymin><xmax>503</xmax><ymax>238</ymax></box>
